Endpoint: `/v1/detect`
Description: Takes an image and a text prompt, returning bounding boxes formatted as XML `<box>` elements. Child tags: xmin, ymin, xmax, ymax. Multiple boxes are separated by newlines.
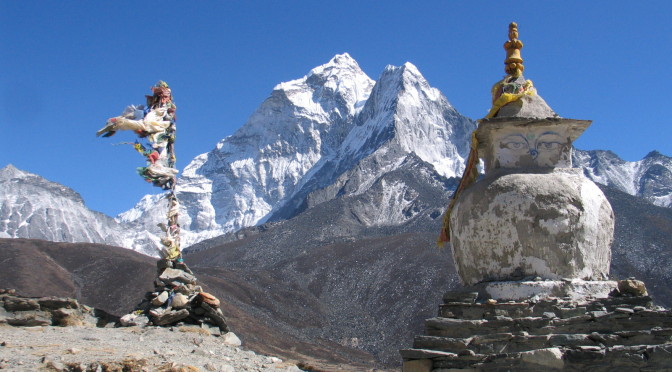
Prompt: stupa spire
<box><xmin>504</xmin><ymin>22</ymin><xmax>524</xmax><ymax>77</ymax></box>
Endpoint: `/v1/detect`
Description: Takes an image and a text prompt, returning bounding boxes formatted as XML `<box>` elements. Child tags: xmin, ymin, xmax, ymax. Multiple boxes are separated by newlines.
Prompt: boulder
<box><xmin>222</xmin><ymin>332</ymin><xmax>242</xmax><ymax>347</ymax></box>
<box><xmin>520</xmin><ymin>348</ymin><xmax>564</xmax><ymax>370</ymax></box>
<box><xmin>38</xmin><ymin>297</ymin><xmax>79</xmax><ymax>310</ymax></box>
<box><xmin>6</xmin><ymin>310</ymin><xmax>51</xmax><ymax>326</ymax></box>
<box><xmin>152</xmin><ymin>309</ymin><xmax>189</xmax><ymax>326</ymax></box>
<box><xmin>617</xmin><ymin>279</ymin><xmax>648</xmax><ymax>296</ymax></box>
<box><xmin>3</xmin><ymin>297</ymin><xmax>40</xmax><ymax>312</ymax></box>
<box><xmin>120</xmin><ymin>313</ymin><xmax>150</xmax><ymax>327</ymax></box>
<box><xmin>52</xmin><ymin>308</ymin><xmax>90</xmax><ymax>327</ymax></box>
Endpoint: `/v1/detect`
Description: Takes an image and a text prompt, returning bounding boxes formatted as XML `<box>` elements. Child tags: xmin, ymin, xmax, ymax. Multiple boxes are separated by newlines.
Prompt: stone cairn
<box><xmin>402</xmin><ymin>23</ymin><xmax>672</xmax><ymax>371</ymax></box>
<box><xmin>97</xmin><ymin>83</ymin><xmax>229</xmax><ymax>335</ymax></box>
<box><xmin>119</xmin><ymin>259</ymin><xmax>229</xmax><ymax>336</ymax></box>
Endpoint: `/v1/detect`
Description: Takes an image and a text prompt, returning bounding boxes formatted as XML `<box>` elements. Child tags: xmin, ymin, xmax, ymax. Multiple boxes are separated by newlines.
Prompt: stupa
<box><xmin>401</xmin><ymin>23</ymin><xmax>672</xmax><ymax>372</ymax></box>
<box><xmin>444</xmin><ymin>21</ymin><xmax>615</xmax><ymax>297</ymax></box>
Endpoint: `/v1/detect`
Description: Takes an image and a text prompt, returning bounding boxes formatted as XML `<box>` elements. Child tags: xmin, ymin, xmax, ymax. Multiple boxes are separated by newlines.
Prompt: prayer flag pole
<box><xmin>97</xmin><ymin>81</ymin><xmax>183</xmax><ymax>262</ymax></box>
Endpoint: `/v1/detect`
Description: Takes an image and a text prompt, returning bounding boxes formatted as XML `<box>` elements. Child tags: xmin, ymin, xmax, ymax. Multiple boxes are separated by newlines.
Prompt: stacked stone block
<box><xmin>401</xmin><ymin>282</ymin><xmax>672</xmax><ymax>371</ymax></box>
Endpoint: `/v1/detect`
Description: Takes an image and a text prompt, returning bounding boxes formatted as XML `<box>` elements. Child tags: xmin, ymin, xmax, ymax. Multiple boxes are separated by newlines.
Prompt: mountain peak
<box><xmin>304</xmin><ymin>53</ymin><xmax>365</xmax><ymax>80</ymax></box>
<box><xmin>327</xmin><ymin>53</ymin><xmax>357</xmax><ymax>67</ymax></box>
<box><xmin>400</xmin><ymin>61</ymin><xmax>421</xmax><ymax>75</ymax></box>
<box><xmin>0</xmin><ymin>164</ymin><xmax>29</xmax><ymax>180</ymax></box>
<box><xmin>382</xmin><ymin>62</ymin><xmax>422</xmax><ymax>78</ymax></box>
<box><xmin>645</xmin><ymin>150</ymin><xmax>665</xmax><ymax>159</ymax></box>
<box><xmin>271</xmin><ymin>54</ymin><xmax>374</xmax><ymax>119</ymax></box>
<box><xmin>274</xmin><ymin>53</ymin><xmax>372</xmax><ymax>90</ymax></box>
<box><xmin>372</xmin><ymin>61</ymin><xmax>442</xmax><ymax>107</ymax></box>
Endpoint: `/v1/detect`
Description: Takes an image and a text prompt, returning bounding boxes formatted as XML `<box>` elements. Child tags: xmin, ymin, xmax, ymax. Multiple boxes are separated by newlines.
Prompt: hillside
<box><xmin>0</xmin><ymin>238</ymin><xmax>380</xmax><ymax>371</ymax></box>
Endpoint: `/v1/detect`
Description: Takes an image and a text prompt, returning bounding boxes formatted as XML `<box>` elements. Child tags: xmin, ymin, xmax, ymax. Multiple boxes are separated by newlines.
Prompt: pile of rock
<box><xmin>120</xmin><ymin>258</ymin><xmax>230</xmax><ymax>336</ymax></box>
<box><xmin>0</xmin><ymin>289</ymin><xmax>109</xmax><ymax>328</ymax></box>
<box><xmin>401</xmin><ymin>279</ymin><xmax>672</xmax><ymax>371</ymax></box>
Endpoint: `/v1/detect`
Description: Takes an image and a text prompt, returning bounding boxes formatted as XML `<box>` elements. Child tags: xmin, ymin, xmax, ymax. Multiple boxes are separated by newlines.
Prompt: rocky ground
<box><xmin>0</xmin><ymin>324</ymin><xmax>303</xmax><ymax>371</ymax></box>
<box><xmin>0</xmin><ymin>239</ymin><xmax>386</xmax><ymax>370</ymax></box>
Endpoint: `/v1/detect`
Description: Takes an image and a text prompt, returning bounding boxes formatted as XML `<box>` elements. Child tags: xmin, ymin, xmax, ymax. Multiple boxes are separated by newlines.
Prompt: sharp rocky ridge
<box><xmin>118</xmin><ymin>53</ymin><xmax>476</xmax><ymax>253</ymax></box>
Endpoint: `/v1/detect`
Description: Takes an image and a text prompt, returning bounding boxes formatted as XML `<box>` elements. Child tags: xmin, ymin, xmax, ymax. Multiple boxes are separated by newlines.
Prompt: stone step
<box><xmin>548</xmin><ymin>311</ymin><xmax>672</xmax><ymax>335</ymax></box>
<box><xmin>430</xmin><ymin>347</ymin><xmax>565</xmax><ymax>372</ymax></box>
<box><xmin>413</xmin><ymin>335</ymin><xmax>470</xmax><ymax>353</ymax></box>
<box><xmin>597</xmin><ymin>328</ymin><xmax>672</xmax><ymax>347</ymax></box>
<box><xmin>439</xmin><ymin>302</ymin><xmax>532</xmax><ymax>319</ymax></box>
<box><xmin>414</xmin><ymin>328</ymin><xmax>672</xmax><ymax>356</ymax></box>
<box><xmin>400</xmin><ymin>348</ymin><xmax>485</xmax><ymax>371</ymax></box>
<box><xmin>399</xmin><ymin>348</ymin><xmax>459</xmax><ymax>360</ymax></box>
<box><xmin>404</xmin><ymin>344</ymin><xmax>672</xmax><ymax>371</ymax></box>
<box><xmin>588</xmin><ymin>295</ymin><xmax>653</xmax><ymax>312</ymax></box>
<box><xmin>425</xmin><ymin>316</ymin><xmax>522</xmax><ymax>338</ymax></box>
<box><xmin>426</xmin><ymin>309</ymin><xmax>672</xmax><ymax>338</ymax></box>
<box><xmin>438</xmin><ymin>296</ymin><xmax>654</xmax><ymax>320</ymax></box>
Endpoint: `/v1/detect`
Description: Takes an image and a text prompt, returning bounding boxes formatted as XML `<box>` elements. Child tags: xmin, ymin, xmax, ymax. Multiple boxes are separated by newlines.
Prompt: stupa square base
<box><xmin>472</xmin><ymin>279</ymin><xmax>618</xmax><ymax>302</ymax></box>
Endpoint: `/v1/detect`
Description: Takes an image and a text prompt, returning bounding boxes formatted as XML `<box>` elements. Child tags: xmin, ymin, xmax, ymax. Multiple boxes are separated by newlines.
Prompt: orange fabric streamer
<box><xmin>438</xmin><ymin>132</ymin><xmax>480</xmax><ymax>246</ymax></box>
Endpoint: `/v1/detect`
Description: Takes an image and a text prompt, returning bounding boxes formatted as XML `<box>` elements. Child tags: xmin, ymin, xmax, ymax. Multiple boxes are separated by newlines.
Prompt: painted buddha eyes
<box><xmin>495</xmin><ymin>130</ymin><xmax>566</xmax><ymax>168</ymax></box>
<box><xmin>503</xmin><ymin>140</ymin><xmax>526</xmax><ymax>150</ymax></box>
<box><xmin>537</xmin><ymin>141</ymin><xmax>561</xmax><ymax>151</ymax></box>
<box><xmin>500</xmin><ymin>132</ymin><xmax>563</xmax><ymax>155</ymax></box>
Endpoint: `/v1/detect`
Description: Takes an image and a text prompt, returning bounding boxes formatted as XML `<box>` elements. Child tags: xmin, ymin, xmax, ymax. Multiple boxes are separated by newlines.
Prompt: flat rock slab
<box><xmin>158</xmin><ymin>268</ymin><xmax>197</xmax><ymax>285</ymax></box>
<box><xmin>152</xmin><ymin>309</ymin><xmax>190</xmax><ymax>326</ymax></box>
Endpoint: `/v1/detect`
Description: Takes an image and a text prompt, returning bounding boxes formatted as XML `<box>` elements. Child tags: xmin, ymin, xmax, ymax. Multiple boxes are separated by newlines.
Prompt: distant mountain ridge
<box><xmin>574</xmin><ymin>149</ymin><xmax>672</xmax><ymax>207</ymax></box>
<box><xmin>1</xmin><ymin>54</ymin><xmax>672</xmax><ymax>255</ymax></box>
<box><xmin>0</xmin><ymin>165</ymin><xmax>124</xmax><ymax>247</ymax></box>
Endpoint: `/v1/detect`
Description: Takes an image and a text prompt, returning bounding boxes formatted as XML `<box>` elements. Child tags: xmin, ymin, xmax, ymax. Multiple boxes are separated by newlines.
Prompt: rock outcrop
<box><xmin>0</xmin><ymin>288</ymin><xmax>113</xmax><ymax>328</ymax></box>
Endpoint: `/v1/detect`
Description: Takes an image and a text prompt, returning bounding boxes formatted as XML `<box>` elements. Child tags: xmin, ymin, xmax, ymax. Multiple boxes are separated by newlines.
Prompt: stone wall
<box><xmin>0</xmin><ymin>288</ymin><xmax>111</xmax><ymax>328</ymax></box>
<box><xmin>401</xmin><ymin>281</ymin><xmax>672</xmax><ymax>371</ymax></box>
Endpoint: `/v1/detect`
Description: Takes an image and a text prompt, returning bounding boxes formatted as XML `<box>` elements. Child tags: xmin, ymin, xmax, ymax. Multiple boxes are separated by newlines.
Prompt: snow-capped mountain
<box><xmin>119</xmin><ymin>54</ymin><xmax>475</xmax><ymax>251</ymax></box>
<box><xmin>574</xmin><ymin>149</ymin><xmax>672</xmax><ymax>207</ymax></box>
<box><xmin>268</xmin><ymin>61</ymin><xmax>474</xmax><ymax>222</ymax></box>
<box><xmin>3</xmin><ymin>54</ymin><xmax>672</xmax><ymax>257</ymax></box>
<box><xmin>0</xmin><ymin>165</ymin><xmax>124</xmax><ymax>246</ymax></box>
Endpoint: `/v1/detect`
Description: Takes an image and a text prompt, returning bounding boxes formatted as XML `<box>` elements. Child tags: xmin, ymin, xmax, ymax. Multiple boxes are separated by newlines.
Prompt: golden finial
<box><xmin>504</xmin><ymin>22</ymin><xmax>524</xmax><ymax>77</ymax></box>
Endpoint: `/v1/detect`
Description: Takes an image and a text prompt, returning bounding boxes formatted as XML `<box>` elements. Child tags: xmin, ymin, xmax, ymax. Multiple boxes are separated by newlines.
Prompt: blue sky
<box><xmin>1</xmin><ymin>1</ymin><xmax>670</xmax><ymax>217</ymax></box>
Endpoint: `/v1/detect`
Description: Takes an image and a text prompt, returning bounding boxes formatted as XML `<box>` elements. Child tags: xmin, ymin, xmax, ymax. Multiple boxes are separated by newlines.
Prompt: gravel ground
<box><xmin>0</xmin><ymin>325</ymin><xmax>303</xmax><ymax>371</ymax></box>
